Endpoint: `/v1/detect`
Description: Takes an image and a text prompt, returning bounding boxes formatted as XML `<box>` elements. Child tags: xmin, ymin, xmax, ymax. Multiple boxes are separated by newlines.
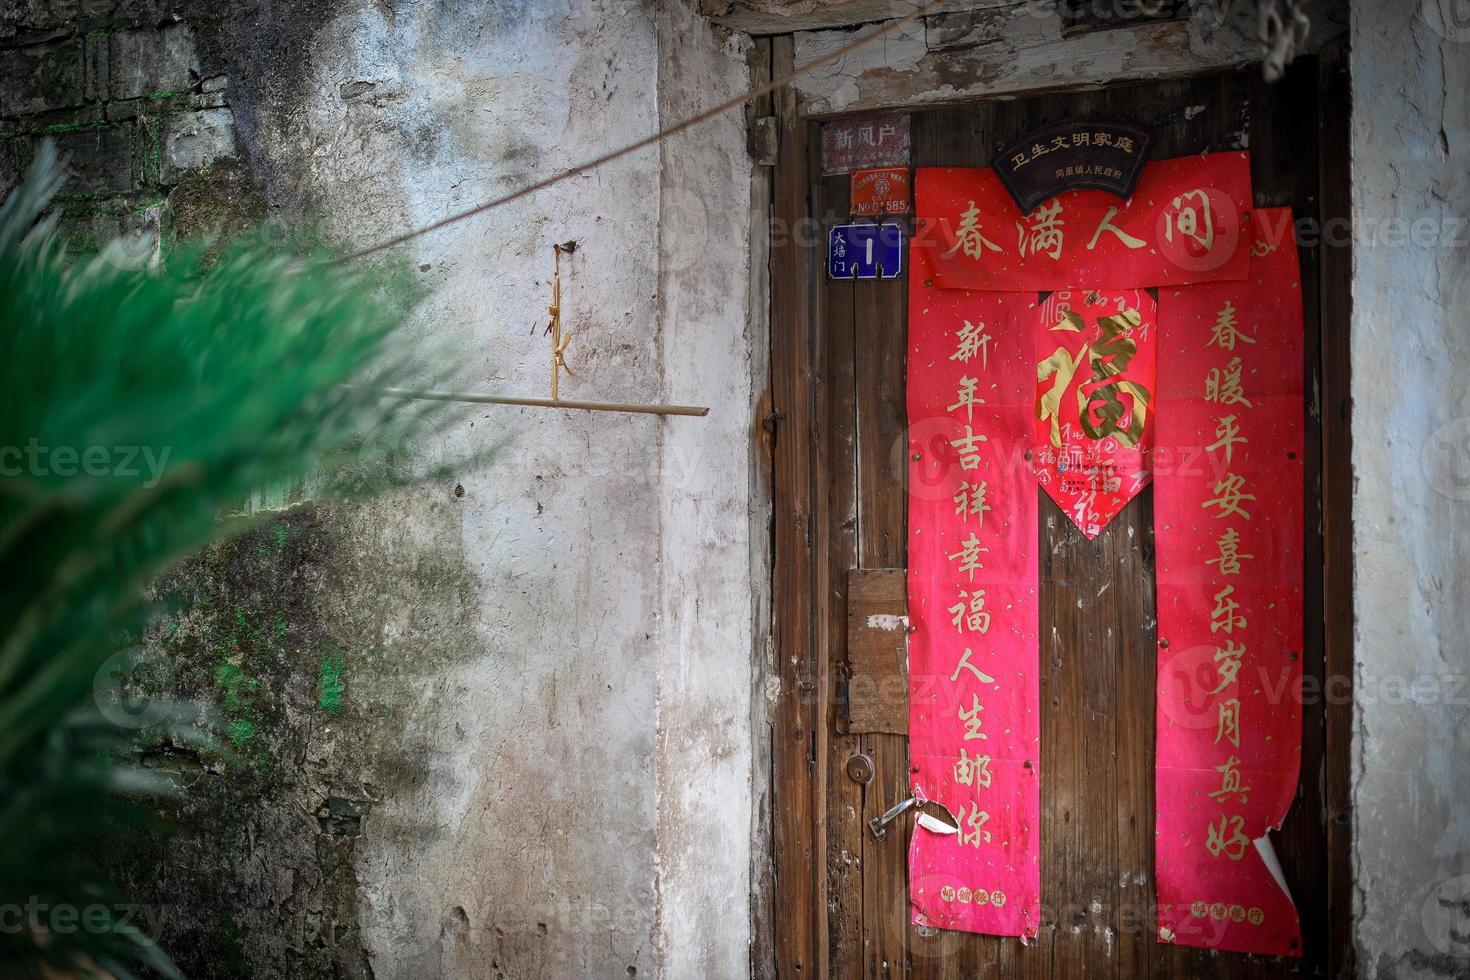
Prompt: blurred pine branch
<box><xmin>0</xmin><ymin>142</ymin><xmax>454</xmax><ymax>979</ymax></box>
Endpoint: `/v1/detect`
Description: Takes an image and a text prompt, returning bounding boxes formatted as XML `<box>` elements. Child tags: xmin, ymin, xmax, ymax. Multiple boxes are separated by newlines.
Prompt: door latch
<box><xmin>868</xmin><ymin>795</ymin><xmax>918</xmax><ymax>840</ymax></box>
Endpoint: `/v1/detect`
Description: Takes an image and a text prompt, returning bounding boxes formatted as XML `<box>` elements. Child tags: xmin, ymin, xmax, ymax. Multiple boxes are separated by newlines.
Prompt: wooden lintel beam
<box><xmin>708</xmin><ymin>0</ymin><xmax>1010</xmax><ymax>35</ymax></box>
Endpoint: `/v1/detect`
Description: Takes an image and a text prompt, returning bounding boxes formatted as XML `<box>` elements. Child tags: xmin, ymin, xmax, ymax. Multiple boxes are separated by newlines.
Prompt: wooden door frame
<box><xmin>758</xmin><ymin>40</ymin><xmax>1356</xmax><ymax>980</ymax></box>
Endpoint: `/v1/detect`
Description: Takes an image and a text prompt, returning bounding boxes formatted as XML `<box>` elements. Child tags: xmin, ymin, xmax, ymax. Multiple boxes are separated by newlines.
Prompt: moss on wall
<box><xmin>105</xmin><ymin>497</ymin><xmax>481</xmax><ymax>979</ymax></box>
<box><xmin>3</xmin><ymin>5</ymin><xmax>507</xmax><ymax>977</ymax></box>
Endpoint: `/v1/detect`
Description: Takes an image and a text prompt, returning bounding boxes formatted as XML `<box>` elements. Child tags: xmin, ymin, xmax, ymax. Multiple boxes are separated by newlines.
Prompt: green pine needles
<box><xmin>0</xmin><ymin>142</ymin><xmax>451</xmax><ymax>979</ymax></box>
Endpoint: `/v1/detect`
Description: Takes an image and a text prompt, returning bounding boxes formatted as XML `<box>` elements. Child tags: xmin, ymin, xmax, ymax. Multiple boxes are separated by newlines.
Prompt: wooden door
<box><xmin>765</xmin><ymin>50</ymin><xmax>1355</xmax><ymax>980</ymax></box>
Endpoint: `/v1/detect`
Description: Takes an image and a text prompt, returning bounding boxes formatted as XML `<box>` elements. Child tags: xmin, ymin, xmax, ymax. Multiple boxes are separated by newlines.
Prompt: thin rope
<box><xmin>335</xmin><ymin>0</ymin><xmax>942</xmax><ymax>265</ymax></box>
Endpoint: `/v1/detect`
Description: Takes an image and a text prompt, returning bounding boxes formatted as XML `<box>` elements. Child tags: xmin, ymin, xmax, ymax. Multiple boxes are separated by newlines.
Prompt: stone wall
<box><xmin>0</xmin><ymin>2</ymin><xmax>250</xmax><ymax>259</ymax></box>
<box><xmin>3</xmin><ymin>2</ymin><xmax>760</xmax><ymax>978</ymax></box>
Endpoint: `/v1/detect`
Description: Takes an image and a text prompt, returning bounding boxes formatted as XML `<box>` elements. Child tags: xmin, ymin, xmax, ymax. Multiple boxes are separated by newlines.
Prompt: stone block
<box><xmin>0</xmin><ymin>137</ymin><xmax>27</xmax><ymax>196</ymax></box>
<box><xmin>105</xmin><ymin>99</ymin><xmax>141</xmax><ymax>121</ymax></box>
<box><xmin>83</xmin><ymin>32</ymin><xmax>108</xmax><ymax>101</ymax></box>
<box><xmin>162</xmin><ymin>107</ymin><xmax>236</xmax><ymax>182</ymax></box>
<box><xmin>0</xmin><ymin>38</ymin><xmax>85</xmax><ymax>117</ymax></box>
<box><xmin>19</xmin><ymin>0</ymin><xmax>122</xmax><ymax>32</ymax></box>
<box><xmin>48</xmin><ymin>122</ymin><xmax>134</xmax><ymax>195</ymax></box>
<box><xmin>60</xmin><ymin>212</ymin><xmax>124</xmax><ymax>256</ymax></box>
<box><xmin>109</xmin><ymin>23</ymin><xmax>198</xmax><ymax>100</ymax></box>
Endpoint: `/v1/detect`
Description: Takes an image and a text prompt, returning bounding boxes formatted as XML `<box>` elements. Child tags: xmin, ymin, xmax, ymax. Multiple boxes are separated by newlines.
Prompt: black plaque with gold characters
<box><xmin>993</xmin><ymin>121</ymin><xmax>1152</xmax><ymax>215</ymax></box>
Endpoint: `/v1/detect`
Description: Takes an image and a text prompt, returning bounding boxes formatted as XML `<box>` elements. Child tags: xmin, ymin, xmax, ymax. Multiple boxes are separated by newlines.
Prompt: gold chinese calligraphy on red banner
<box><xmin>906</xmin><ymin>273</ymin><xmax>1041</xmax><ymax>940</ymax></box>
<box><xmin>908</xmin><ymin>166</ymin><xmax>1307</xmax><ymax>957</ymax></box>
<box><xmin>1033</xmin><ymin>290</ymin><xmax>1157</xmax><ymax>538</ymax></box>
<box><xmin>1153</xmin><ymin>209</ymin><xmax>1305</xmax><ymax>957</ymax></box>
<box><xmin>916</xmin><ymin>153</ymin><xmax>1253</xmax><ymax>292</ymax></box>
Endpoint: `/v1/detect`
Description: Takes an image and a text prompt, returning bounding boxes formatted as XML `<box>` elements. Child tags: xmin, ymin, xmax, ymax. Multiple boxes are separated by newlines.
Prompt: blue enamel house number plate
<box><xmin>828</xmin><ymin>222</ymin><xmax>905</xmax><ymax>280</ymax></box>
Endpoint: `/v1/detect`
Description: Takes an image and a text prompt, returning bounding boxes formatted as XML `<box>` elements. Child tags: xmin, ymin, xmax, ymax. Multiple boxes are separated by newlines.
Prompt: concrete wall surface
<box><xmin>1350</xmin><ymin>3</ymin><xmax>1470</xmax><ymax>977</ymax></box>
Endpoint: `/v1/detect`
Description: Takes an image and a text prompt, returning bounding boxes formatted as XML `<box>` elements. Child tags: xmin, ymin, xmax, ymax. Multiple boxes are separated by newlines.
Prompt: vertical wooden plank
<box><xmin>769</xmin><ymin>33</ymin><xmax>821</xmax><ymax>980</ymax></box>
<box><xmin>810</xmin><ymin>118</ymin><xmax>837</xmax><ymax>980</ymax></box>
<box><xmin>1040</xmin><ymin>503</ymin><xmax>1088</xmax><ymax>980</ymax></box>
<box><xmin>855</xmin><ymin>250</ymin><xmax>913</xmax><ymax>979</ymax></box>
<box><xmin>846</xmin><ymin>568</ymin><xmax>911</xmax><ymax>734</ymax></box>
<box><xmin>748</xmin><ymin>37</ymin><xmax>780</xmax><ymax>980</ymax></box>
<box><xmin>1316</xmin><ymin>48</ymin><xmax>1356</xmax><ymax>980</ymax></box>
<box><xmin>1247</xmin><ymin>59</ymin><xmax>1325</xmax><ymax>979</ymax></box>
<box><xmin>1115</xmin><ymin>491</ymin><xmax>1159</xmax><ymax>980</ymax></box>
<box><xmin>1039</xmin><ymin>497</ymin><xmax>1144</xmax><ymax>980</ymax></box>
<box><xmin>825</xmin><ymin>168</ymin><xmax>868</xmax><ymax>980</ymax></box>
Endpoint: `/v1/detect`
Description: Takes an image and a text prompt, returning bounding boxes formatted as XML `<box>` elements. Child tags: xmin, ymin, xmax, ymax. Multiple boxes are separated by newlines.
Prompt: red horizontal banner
<box><xmin>1153</xmin><ymin>209</ymin><xmax>1305</xmax><ymax>957</ymax></box>
<box><xmin>915</xmin><ymin>153</ymin><xmax>1253</xmax><ymax>291</ymax></box>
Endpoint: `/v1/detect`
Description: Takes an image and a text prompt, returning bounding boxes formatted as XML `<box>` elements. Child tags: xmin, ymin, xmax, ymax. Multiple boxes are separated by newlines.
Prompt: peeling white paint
<box><xmin>790</xmin><ymin>3</ymin><xmax>1264</xmax><ymax>115</ymax></box>
<box><xmin>1351</xmin><ymin>3</ymin><xmax>1470</xmax><ymax>976</ymax></box>
<box><xmin>231</xmin><ymin>2</ymin><xmax>757</xmax><ymax>977</ymax></box>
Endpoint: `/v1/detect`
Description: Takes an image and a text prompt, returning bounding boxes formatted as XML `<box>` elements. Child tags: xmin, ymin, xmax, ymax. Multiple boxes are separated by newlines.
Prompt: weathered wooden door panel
<box><xmin>846</xmin><ymin>569</ymin><xmax>908</xmax><ymax>735</ymax></box>
<box><xmin>771</xmin><ymin>56</ymin><xmax>1349</xmax><ymax>980</ymax></box>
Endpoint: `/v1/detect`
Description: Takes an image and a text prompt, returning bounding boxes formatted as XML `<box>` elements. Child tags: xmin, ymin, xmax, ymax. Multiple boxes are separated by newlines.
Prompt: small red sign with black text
<box><xmin>852</xmin><ymin>167</ymin><xmax>911</xmax><ymax>217</ymax></box>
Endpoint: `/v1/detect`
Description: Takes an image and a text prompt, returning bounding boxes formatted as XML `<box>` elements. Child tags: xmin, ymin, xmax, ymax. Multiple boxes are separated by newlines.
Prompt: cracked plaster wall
<box><xmin>1350</xmin><ymin>3</ymin><xmax>1470</xmax><ymax>978</ymax></box>
<box><xmin>4</xmin><ymin>0</ymin><xmax>759</xmax><ymax>977</ymax></box>
<box><xmin>654</xmin><ymin>2</ymin><xmax>759</xmax><ymax>978</ymax></box>
<box><xmin>231</xmin><ymin>2</ymin><xmax>758</xmax><ymax>977</ymax></box>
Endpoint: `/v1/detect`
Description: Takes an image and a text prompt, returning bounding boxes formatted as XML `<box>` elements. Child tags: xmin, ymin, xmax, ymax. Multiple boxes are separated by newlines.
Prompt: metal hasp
<box><xmin>869</xmin><ymin>795</ymin><xmax>918</xmax><ymax>840</ymax></box>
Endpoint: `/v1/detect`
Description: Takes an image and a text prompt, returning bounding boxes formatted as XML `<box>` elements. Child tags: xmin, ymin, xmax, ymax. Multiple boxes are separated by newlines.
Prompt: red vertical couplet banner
<box><xmin>1033</xmin><ymin>290</ymin><xmax>1158</xmax><ymax>538</ymax></box>
<box><xmin>1153</xmin><ymin>208</ymin><xmax>1305</xmax><ymax>956</ymax></box>
<box><xmin>906</xmin><ymin>263</ymin><xmax>1041</xmax><ymax>940</ymax></box>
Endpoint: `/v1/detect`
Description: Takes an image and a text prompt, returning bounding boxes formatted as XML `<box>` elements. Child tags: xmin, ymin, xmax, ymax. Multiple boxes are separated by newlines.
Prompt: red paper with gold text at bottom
<box><xmin>1033</xmin><ymin>289</ymin><xmax>1157</xmax><ymax>538</ymax></box>
<box><xmin>906</xmin><ymin>258</ymin><xmax>1040</xmax><ymax>939</ymax></box>
<box><xmin>915</xmin><ymin>153</ymin><xmax>1253</xmax><ymax>292</ymax></box>
<box><xmin>1154</xmin><ymin>208</ymin><xmax>1304</xmax><ymax>957</ymax></box>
